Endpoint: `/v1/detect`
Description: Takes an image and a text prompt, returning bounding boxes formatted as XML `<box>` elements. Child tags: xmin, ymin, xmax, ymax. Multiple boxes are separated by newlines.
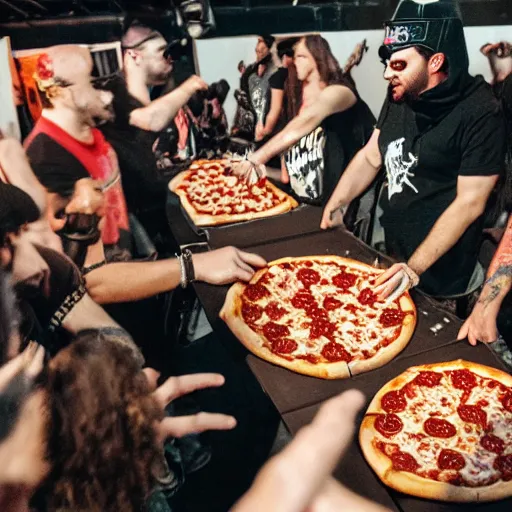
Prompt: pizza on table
<box><xmin>360</xmin><ymin>360</ymin><xmax>512</xmax><ymax>502</ymax></box>
<box><xmin>169</xmin><ymin>159</ymin><xmax>298</xmax><ymax>227</ymax></box>
<box><xmin>221</xmin><ymin>256</ymin><xmax>416</xmax><ymax>379</ymax></box>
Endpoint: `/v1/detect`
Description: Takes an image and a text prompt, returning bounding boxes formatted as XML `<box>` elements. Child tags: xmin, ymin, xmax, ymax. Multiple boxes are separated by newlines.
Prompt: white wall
<box><xmin>195</xmin><ymin>25</ymin><xmax>512</xmax><ymax>126</ymax></box>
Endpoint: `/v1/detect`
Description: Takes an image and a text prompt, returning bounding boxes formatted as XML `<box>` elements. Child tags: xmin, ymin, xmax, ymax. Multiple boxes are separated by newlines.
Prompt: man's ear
<box><xmin>429</xmin><ymin>53</ymin><xmax>446</xmax><ymax>73</ymax></box>
<box><xmin>126</xmin><ymin>49</ymin><xmax>141</xmax><ymax>65</ymax></box>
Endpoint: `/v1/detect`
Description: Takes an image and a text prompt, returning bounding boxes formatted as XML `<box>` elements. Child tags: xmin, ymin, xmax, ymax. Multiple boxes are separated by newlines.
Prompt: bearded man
<box><xmin>321</xmin><ymin>0</ymin><xmax>506</xmax><ymax>302</ymax></box>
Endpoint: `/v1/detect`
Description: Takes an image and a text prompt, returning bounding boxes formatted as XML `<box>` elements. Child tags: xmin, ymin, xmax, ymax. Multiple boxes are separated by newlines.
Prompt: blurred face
<box><xmin>139</xmin><ymin>37</ymin><xmax>173</xmax><ymax>86</ymax></box>
<box><xmin>255</xmin><ymin>38</ymin><xmax>270</xmax><ymax>61</ymax></box>
<box><xmin>9</xmin><ymin>231</ymin><xmax>50</xmax><ymax>298</ymax></box>
<box><xmin>382</xmin><ymin>47</ymin><xmax>430</xmax><ymax>103</ymax></box>
<box><xmin>282</xmin><ymin>54</ymin><xmax>294</xmax><ymax>68</ymax></box>
<box><xmin>58</xmin><ymin>52</ymin><xmax>114</xmax><ymax>126</ymax></box>
<box><xmin>294</xmin><ymin>40</ymin><xmax>316</xmax><ymax>82</ymax></box>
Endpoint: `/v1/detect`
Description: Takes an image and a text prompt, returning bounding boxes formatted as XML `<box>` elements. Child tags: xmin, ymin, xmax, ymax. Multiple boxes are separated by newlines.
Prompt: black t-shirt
<box><xmin>17</xmin><ymin>246</ymin><xmax>85</xmax><ymax>354</ymax></box>
<box><xmin>377</xmin><ymin>76</ymin><xmax>506</xmax><ymax>297</ymax></box>
<box><xmin>269</xmin><ymin>67</ymin><xmax>287</xmax><ymax>90</ymax></box>
<box><xmin>98</xmin><ymin>74</ymin><xmax>169</xmax><ymax>213</ymax></box>
<box><xmin>284</xmin><ymin>89</ymin><xmax>375</xmax><ymax>206</ymax></box>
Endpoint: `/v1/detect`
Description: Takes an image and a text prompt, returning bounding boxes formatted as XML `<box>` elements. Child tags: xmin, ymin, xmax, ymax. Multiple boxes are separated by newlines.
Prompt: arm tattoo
<box><xmin>478</xmin><ymin>266</ymin><xmax>512</xmax><ymax>307</ymax></box>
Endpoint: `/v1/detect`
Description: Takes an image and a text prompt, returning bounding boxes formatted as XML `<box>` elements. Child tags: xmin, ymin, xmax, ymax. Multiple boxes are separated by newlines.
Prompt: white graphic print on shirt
<box><xmin>284</xmin><ymin>126</ymin><xmax>326</xmax><ymax>200</ymax></box>
<box><xmin>384</xmin><ymin>137</ymin><xmax>419</xmax><ymax>199</ymax></box>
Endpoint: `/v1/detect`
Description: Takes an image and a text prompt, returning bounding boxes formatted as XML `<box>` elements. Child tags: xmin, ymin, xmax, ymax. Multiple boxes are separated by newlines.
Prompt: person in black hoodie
<box><xmin>321</xmin><ymin>0</ymin><xmax>506</xmax><ymax>302</ymax></box>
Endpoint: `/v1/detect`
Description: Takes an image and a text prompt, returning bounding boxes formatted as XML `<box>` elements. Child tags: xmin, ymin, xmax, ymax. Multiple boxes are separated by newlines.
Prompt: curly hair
<box><xmin>43</xmin><ymin>332</ymin><xmax>162</xmax><ymax>512</ymax></box>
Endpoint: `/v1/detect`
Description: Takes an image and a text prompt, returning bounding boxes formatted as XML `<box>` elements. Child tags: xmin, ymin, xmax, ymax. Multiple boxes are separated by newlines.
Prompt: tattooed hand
<box><xmin>458</xmin><ymin>267</ymin><xmax>512</xmax><ymax>346</ymax></box>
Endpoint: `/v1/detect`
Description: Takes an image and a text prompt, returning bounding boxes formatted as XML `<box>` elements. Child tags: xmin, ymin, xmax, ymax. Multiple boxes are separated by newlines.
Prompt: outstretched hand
<box><xmin>143</xmin><ymin>370</ymin><xmax>237</xmax><ymax>442</ymax></box>
<box><xmin>457</xmin><ymin>301</ymin><xmax>500</xmax><ymax>346</ymax></box>
<box><xmin>193</xmin><ymin>246</ymin><xmax>267</xmax><ymax>285</ymax></box>
<box><xmin>320</xmin><ymin>203</ymin><xmax>347</xmax><ymax>230</ymax></box>
<box><xmin>373</xmin><ymin>263</ymin><xmax>419</xmax><ymax>302</ymax></box>
<box><xmin>233</xmin><ymin>390</ymin><xmax>390</xmax><ymax>512</ymax></box>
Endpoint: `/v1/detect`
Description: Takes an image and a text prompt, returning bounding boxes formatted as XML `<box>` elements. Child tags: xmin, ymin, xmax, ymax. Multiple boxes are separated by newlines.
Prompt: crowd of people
<box><xmin>0</xmin><ymin>0</ymin><xmax>511</xmax><ymax>509</ymax></box>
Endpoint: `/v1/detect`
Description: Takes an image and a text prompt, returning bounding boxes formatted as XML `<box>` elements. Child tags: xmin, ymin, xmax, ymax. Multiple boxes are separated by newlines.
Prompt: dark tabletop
<box><xmin>283</xmin><ymin>341</ymin><xmax>512</xmax><ymax>512</ymax></box>
<box><xmin>193</xmin><ymin>228</ymin><xmax>464</xmax><ymax>414</ymax></box>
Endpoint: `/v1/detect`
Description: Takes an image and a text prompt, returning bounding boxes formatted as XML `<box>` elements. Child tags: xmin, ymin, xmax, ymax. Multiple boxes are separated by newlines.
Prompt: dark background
<box><xmin>0</xmin><ymin>0</ymin><xmax>510</xmax><ymax>51</ymax></box>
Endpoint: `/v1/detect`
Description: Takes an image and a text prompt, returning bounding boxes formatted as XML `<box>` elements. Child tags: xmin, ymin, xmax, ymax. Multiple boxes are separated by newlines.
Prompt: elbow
<box><xmin>84</xmin><ymin>275</ymin><xmax>108</xmax><ymax>305</ymax></box>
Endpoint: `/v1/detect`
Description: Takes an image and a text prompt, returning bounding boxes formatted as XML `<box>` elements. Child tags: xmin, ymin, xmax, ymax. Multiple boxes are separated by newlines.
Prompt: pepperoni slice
<box><xmin>291</xmin><ymin>291</ymin><xmax>316</xmax><ymax>310</ymax></box>
<box><xmin>423</xmin><ymin>418</ymin><xmax>457</xmax><ymax>438</ymax></box>
<box><xmin>413</xmin><ymin>371</ymin><xmax>443</xmax><ymax>387</ymax></box>
<box><xmin>323</xmin><ymin>296</ymin><xmax>342</xmax><ymax>311</ymax></box>
<box><xmin>280</xmin><ymin>262</ymin><xmax>292</xmax><ymax>270</ymax></box>
<box><xmin>494</xmin><ymin>454</ymin><xmax>512</xmax><ymax>481</ymax></box>
<box><xmin>501</xmin><ymin>392</ymin><xmax>512</xmax><ymax>412</ymax></box>
<box><xmin>244</xmin><ymin>283</ymin><xmax>269</xmax><ymax>302</ymax></box>
<box><xmin>321</xmin><ymin>341</ymin><xmax>352</xmax><ymax>362</ymax></box>
<box><xmin>358</xmin><ymin>288</ymin><xmax>377</xmax><ymax>306</ymax></box>
<box><xmin>265</xmin><ymin>302</ymin><xmax>287</xmax><ymax>321</ymax></box>
<box><xmin>379</xmin><ymin>308</ymin><xmax>406</xmax><ymax>328</ymax></box>
<box><xmin>481</xmin><ymin>434</ymin><xmax>505</xmax><ymax>454</ymax></box>
<box><xmin>332</xmin><ymin>270</ymin><xmax>357</xmax><ymax>291</ymax></box>
<box><xmin>272</xmin><ymin>338</ymin><xmax>298</xmax><ymax>355</ymax></box>
<box><xmin>263</xmin><ymin>322</ymin><xmax>290</xmax><ymax>341</ymax></box>
<box><xmin>451</xmin><ymin>369</ymin><xmax>477</xmax><ymax>391</ymax></box>
<box><xmin>391</xmin><ymin>451</ymin><xmax>419</xmax><ymax>472</ymax></box>
<box><xmin>375</xmin><ymin>414</ymin><xmax>403</xmax><ymax>438</ymax></box>
<box><xmin>297</xmin><ymin>268</ymin><xmax>320</xmax><ymax>287</ymax></box>
<box><xmin>242</xmin><ymin>302</ymin><xmax>263</xmax><ymax>324</ymax></box>
<box><xmin>437</xmin><ymin>449</ymin><xmax>466</xmax><ymax>470</ymax></box>
<box><xmin>309</xmin><ymin>318</ymin><xmax>336</xmax><ymax>339</ymax></box>
<box><xmin>457</xmin><ymin>405</ymin><xmax>487</xmax><ymax>427</ymax></box>
<box><xmin>381</xmin><ymin>391</ymin><xmax>407</xmax><ymax>413</ymax></box>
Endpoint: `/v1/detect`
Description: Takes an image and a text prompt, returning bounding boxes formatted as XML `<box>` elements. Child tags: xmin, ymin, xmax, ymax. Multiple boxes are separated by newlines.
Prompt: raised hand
<box><xmin>193</xmin><ymin>246</ymin><xmax>267</xmax><ymax>285</ymax></box>
<box><xmin>142</xmin><ymin>370</ymin><xmax>237</xmax><ymax>442</ymax></box>
<box><xmin>320</xmin><ymin>202</ymin><xmax>347</xmax><ymax>230</ymax></box>
<box><xmin>233</xmin><ymin>390</ymin><xmax>390</xmax><ymax>512</ymax></box>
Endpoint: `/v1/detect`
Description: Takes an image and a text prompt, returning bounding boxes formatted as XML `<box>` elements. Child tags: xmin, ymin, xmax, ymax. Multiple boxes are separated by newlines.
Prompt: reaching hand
<box><xmin>373</xmin><ymin>263</ymin><xmax>419</xmax><ymax>302</ymax></box>
<box><xmin>65</xmin><ymin>179</ymin><xmax>105</xmax><ymax>217</ymax></box>
<box><xmin>184</xmin><ymin>75</ymin><xmax>208</xmax><ymax>95</ymax></box>
<box><xmin>142</xmin><ymin>370</ymin><xmax>236</xmax><ymax>443</ymax></box>
<box><xmin>193</xmin><ymin>246</ymin><xmax>267</xmax><ymax>285</ymax></box>
<box><xmin>320</xmin><ymin>203</ymin><xmax>347</xmax><ymax>230</ymax></box>
<box><xmin>457</xmin><ymin>301</ymin><xmax>500</xmax><ymax>346</ymax></box>
<box><xmin>233</xmin><ymin>390</ymin><xmax>390</xmax><ymax>512</ymax></box>
<box><xmin>232</xmin><ymin>159</ymin><xmax>267</xmax><ymax>186</ymax></box>
<box><xmin>480</xmin><ymin>42</ymin><xmax>511</xmax><ymax>58</ymax></box>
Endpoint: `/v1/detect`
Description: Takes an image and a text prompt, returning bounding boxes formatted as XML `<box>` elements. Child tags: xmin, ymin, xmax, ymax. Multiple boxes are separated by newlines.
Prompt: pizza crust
<box><xmin>220</xmin><ymin>255</ymin><xmax>416</xmax><ymax>380</ymax></box>
<box><xmin>360</xmin><ymin>360</ymin><xmax>512</xmax><ymax>502</ymax></box>
<box><xmin>169</xmin><ymin>167</ymin><xmax>299</xmax><ymax>227</ymax></box>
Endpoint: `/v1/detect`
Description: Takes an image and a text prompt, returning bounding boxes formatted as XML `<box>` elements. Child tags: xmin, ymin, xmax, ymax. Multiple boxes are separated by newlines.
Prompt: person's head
<box><xmin>122</xmin><ymin>24</ymin><xmax>173</xmax><ymax>86</ymax></box>
<box><xmin>277</xmin><ymin>37</ymin><xmax>299</xmax><ymax>68</ymax></box>
<box><xmin>382</xmin><ymin>46</ymin><xmax>448</xmax><ymax>102</ymax></box>
<box><xmin>0</xmin><ymin>182</ymin><xmax>48</xmax><ymax>287</ymax></box>
<box><xmin>379</xmin><ymin>0</ymin><xmax>467</xmax><ymax>102</ymax></box>
<box><xmin>44</xmin><ymin>331</ymin><xmax>162</xmax><ymax>511</ymax></box>
<box><xmin>34</xmin><ymin>45</ymin><xmax>114</xmax><ymax>127</ymax></box>
<box><xmin>255</xmin><ymin>34</ymin><xmax>275</xmax><ymax>62</ymax></box>
<box><xmin>294</xmin><ymin>35</ymin><xmax>345</xmax><ymax>86</ymax></box>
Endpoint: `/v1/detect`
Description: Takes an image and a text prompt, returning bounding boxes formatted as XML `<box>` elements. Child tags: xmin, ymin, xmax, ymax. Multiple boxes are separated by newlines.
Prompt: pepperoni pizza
<box><xmin>169</xmin><ymin>159</ymin><xmax>298</xmax><ymax>227</ymax></box>
<box><xmin>220</xmin><ymin>256</ymin><xmax>416</xmax><ymax>379</ymax></box>
<box><xmin>360</xmin><ymin>360</ymin><xmax>512</xmax><ymax>502</ymax></box>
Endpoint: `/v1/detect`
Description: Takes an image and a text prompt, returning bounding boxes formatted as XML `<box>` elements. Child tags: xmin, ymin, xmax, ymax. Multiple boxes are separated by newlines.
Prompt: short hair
<box><xmin>258</xmin><ymin>34</ymin><xmax>275</xmax><ymax>50</ymax></box>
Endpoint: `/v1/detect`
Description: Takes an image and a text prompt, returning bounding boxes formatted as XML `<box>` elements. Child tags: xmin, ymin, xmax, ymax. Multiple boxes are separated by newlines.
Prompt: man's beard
<box><xmin>148</xmin><ymin>69</ymin><xmax>172</xmax><ymax>86</ymax></box>
<box><xmin>387</xmin><ymin>82</ymin><xmax>423</xmax><ymax>104</ymax></box>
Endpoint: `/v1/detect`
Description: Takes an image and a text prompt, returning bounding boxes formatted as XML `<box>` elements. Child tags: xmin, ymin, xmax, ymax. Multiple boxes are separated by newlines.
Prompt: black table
<box><xmin>194</xmin><ymin>228</ymin><xmax>464</xmax><ymax>414</ymax></box>
<box><xmin>283</xmin><ymin>341</ymin><xmax>512</xmax><ymax>512</ymax></box>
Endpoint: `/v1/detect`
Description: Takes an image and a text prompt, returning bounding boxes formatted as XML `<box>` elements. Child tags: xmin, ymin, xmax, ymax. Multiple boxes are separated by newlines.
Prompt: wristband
<box><xmin>182</xmin><ymin>249</ymin><xmax>196</xmax><ymax>283</ymax></box>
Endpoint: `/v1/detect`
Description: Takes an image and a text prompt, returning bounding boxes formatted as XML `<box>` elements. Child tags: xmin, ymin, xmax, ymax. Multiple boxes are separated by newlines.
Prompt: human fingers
<box><xmin>374</xmin><ymin>271</ymin><xmax>404</xmax><ymax>300</ymax></box>
<box><xmin>373</xmin><ymin>263</ymin><xmax>402</xmax><ymax>287</ymax></box>
<box><xmin>235</xmin><ymin>249</ymin><xmax>267</xmax><ymax>269</ymax></box>
<box><xmin>158</xmin><ymin>412</ymin><xmax>236</xmax><ymax>440</ymax></box>
<box><xmin>233</xmin><ymin>390</ymin><xmax>365</xmax><ymax>512</ymax></box>
<box><xmin>153</xmin><ymin>373</ymin><xmax>225</xmax><ymax>408</ymax></box>
<box><xmin>468</xmin><ymin>329</ymin><xmax>478</xmax><ymax>347</ymax></box>
<box><xmin>384</xmin><ymin>274</ymin><xmax>411</xmax><ymax>303</ymax></box>
<box><xmin>142</xmin><ymin>368</ymin><xmax>161</xmax><ymax>391</ymax></box>
<box><xmin>0</xmin><ymin>353</ymin><xmax>26</xmax><ymax>391</ymax></box>
<box><xmin>456</xmin><ymin>319</ymin><xmax>470</xmax><ymax>342</ymax></box>
<box><xmin>25</xmin><ymin>343</ymin><xmax>45</xmax><ymax>380</ymax></box>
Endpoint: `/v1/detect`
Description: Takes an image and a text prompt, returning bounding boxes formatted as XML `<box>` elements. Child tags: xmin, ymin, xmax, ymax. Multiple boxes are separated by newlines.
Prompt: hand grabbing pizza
<box><xmin>233</xmin><ymin>390</ymin><xmax>390</xmax><ymax>512</ymax></box>
<box><xmin>373</xmin><ymin>263</ymin><xmax>419</xmax><ymax>302</ymax></box>
<box><xmin>142</xmin><ymin>370</ymin><xmax>237</xmax><ymax>442</ymax></box>
<box><xmin>193</xmin><ymin>246</ymin><xmax>267</xmax><ymax>285</ymax></box>
<box><xmin>232</xmin><ymin>158</ymin><xmax>267</xmax><ymax>186</ymax></box>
